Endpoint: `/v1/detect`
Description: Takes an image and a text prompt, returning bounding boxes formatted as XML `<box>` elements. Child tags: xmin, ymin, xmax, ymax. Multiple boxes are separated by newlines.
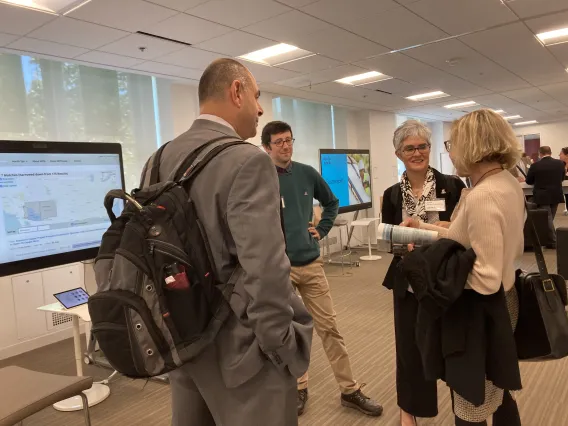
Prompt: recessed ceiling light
<box><xmin>492</xmin><ymin>109</ymin><xmax>505</xmax><ymax>114</ymax></box>
<box><xmin>406</xmin><ymin>91</ymin><xmax>450</xmax><ymax>101</ymax></box>
<box><xmin>335</xmin><ymin>71</ymin><xmax>392</xmax><ymax>86</ymax></box>
<box><xmin>514</xmin><ymin>120</ymin><xmax>538</xmax><ymax>126</ymax></box>
<box><xmin>503</xmin><ymin>115</ymin><xmax>522</xmax><ymax>120</ymax></box>
<box><xmin>536</xmin><ymin>28</ymin><xmax>568</xmax><ymax>45</ymax></box>
<box><xmin>0</xmin><ymin>0</ymin><xmax>92</xmax><ymax>14</ymax></box>
<box><xmin>444</xmin><ymin>101</ymin><xmax>478</xmax><ymax>109</ymax></box>
<box><xmin>238</xmin><ymin>43</ymin><xmax>313</xmax><ymax>67</ymax></box>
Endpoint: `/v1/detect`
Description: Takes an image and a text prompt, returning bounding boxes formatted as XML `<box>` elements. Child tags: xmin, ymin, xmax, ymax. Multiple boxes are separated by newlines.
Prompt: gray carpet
<box><xmin>1</xmin><ymin>214</ymin><xmax>567</xmax><ymax>426</ymax></box>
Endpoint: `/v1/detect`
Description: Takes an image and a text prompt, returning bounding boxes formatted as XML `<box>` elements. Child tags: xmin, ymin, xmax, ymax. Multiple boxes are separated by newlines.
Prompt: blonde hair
<box><xmin>450</xmin><ymin>109</ymin><xmax>521</xmax><ymax>175</ymax></box>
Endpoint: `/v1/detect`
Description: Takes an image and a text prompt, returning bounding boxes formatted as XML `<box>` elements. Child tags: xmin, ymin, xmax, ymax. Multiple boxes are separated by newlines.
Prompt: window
<box><xmin>0</xmin><ymin>52</ymin><xmax>170</xmax><ymax>190</ymax></box>
<box><xmin>272</xmin><ymin>97</ymin><xmax>348</xmax><ymax>170</ymax></box>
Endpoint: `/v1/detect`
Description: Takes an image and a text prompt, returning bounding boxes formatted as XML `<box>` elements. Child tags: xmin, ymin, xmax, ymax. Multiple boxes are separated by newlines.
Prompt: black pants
<box><xmin>453</xmin><ymin>390</ymin><xmax>521</xmax><ymax>426</ymax></box>
<box><xmin>537</xmin><ymin>204</ymin><xmax>558</xmax><ymax>245</ymax></box>
<box><xmin>393</xmin><ymin>291</ymin><xmax>438</xmax><ymax>417</ymax></box>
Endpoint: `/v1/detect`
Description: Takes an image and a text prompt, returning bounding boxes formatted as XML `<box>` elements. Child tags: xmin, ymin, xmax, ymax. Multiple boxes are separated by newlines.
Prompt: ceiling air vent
<box><xmin>375</xmin><ymin>89</ymin><xmax>393</xmax><ymax>95</ymax></box>
<box><xmin>136</xmin><ymin>32</ymin><xmax>193</xmax><ymax>47</ymax></box>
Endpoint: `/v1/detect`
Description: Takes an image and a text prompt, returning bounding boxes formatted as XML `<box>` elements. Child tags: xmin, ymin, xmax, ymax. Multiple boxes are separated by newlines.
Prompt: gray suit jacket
<box><xmin>143</xmin><ymin>119</ymin><xmax>313</xmax><ymax>388</ymax></box>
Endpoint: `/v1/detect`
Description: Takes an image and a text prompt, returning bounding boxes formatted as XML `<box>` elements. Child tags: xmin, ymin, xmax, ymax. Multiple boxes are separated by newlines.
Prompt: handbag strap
<box><xmin>525</xmin><ymin>201</ymin><xmax>555</xmax><ymax>291</ymax></box>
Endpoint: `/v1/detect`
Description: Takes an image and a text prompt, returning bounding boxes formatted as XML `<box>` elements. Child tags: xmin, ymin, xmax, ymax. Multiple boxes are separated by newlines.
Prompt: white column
<box><xmin>369</xmin><ymin>111</ymin><xmax>399</xmax><ymax>215</ymax></box>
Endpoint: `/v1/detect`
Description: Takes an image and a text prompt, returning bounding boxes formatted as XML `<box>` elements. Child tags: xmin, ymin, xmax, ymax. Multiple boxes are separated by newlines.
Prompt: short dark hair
<box><xmin>561</xmin><ymin>147</ymin><xmax>568</xmax><ymax>156</ymax></box>
<box><xmin>198</xmin><ymin>58</ymin><xmax>252</xmax><ymax>104</ymax></box>
<box><xmin>539</xmin><ymin>146</ymin><xmax>552</xmax><ymax>156</ymax></box>
<box><xmin>261</xmin><ymin>121</ymin><xmax>293</xmax><ymax>147</ymax></box>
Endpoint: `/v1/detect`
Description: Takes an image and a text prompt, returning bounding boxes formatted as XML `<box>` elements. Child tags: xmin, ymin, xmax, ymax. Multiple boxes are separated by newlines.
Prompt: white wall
<box><xmin>513</xmin><ymin>121</ymin><xmax>568</xmax><ymax>156</ymax></box>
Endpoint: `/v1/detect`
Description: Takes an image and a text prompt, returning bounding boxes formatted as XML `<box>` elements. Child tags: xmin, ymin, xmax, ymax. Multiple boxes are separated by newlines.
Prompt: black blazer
<box><xmin>381</xmin><ymin>168</ymin><xmax>466</xmax><ymax>296</ymax></box>
<box><xmin>525</xmin><ymin>156</ymin><xmax>565</xmax><ymax>205</ymax></box>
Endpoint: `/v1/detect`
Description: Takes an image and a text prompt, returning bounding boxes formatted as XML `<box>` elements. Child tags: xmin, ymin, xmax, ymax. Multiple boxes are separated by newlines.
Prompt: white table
<box><xmin>37</xmin><ymin>303</ymin><xmax>110</xmax><ymax>412</ymax></box>
<box><xmin>351</xmin><ymin>218</ymin><xmax>382</xmax><ymax>261</ymax></box>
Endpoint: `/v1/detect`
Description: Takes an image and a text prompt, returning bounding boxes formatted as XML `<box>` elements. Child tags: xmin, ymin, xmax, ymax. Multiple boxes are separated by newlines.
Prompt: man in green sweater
<box><xmin>262</xmin><ymin>121</ymin><xmax>383</xmax><ymax>418</ymax></box>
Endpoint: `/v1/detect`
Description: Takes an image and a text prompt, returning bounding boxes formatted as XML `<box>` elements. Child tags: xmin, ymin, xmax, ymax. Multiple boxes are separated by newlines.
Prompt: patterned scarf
<box><xmin>400</xmin><ymin>167</ymin><xmax>438</xmax><ymax>223</ymax></box>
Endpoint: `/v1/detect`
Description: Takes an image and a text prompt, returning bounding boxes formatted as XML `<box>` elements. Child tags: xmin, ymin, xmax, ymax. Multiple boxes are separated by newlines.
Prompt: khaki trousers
<box><xmin>290</xmin><ymin>257</ymin><xmax>359</xmax><ymax>394</ymax></box>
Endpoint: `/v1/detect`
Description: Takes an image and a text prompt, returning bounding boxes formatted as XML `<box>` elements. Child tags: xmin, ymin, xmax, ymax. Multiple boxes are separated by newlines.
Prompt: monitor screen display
<box><xmin>0</xmin><ymin>141</ymin><xmax>124</xmax><ymax>276</ymax></box>
<box><xmin>320</xmin><ymin>149</ymin><xmax>372</xmax><ymax>214</ymax></box>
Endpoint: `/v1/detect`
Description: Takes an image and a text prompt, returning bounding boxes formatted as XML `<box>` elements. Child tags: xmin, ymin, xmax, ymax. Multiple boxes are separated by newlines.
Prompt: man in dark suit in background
<box><xmin>526</xmin><ymin>146</ymin><xmax>566</xmax><ymax>248</ymax></box>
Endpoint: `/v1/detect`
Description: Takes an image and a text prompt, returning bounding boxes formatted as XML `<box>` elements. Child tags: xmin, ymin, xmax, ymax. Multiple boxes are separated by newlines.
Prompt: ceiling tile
<box><xmin>404</xmin><ymin>38</ymin><xmax>530</xmax><ymax>91</ymax></box>
<box><xmin>291</xmin><ymin>27</ymin><xmax>389</xmax><ymax>62</ymax></box>
<box><xmin>472</xmin><ymin>94</ymin><xmax>526</xmax><ymax>110</ymax></box>
<box><xmin>407</xmin><ymin>0</ymin><xmax>517</xmax><ymax>35</ymax></box>
<box><xmin>506</xmin><ymin>0</ymin><xmax>568</xmax><ymax>19</ymax></box>
<box><xmin>132</xmin><ymin>61</ymin><xmax>203</xmax><ymax>79</ymax></box>
<box><xmin>154</xmin><ymin>46</ymin><xmax>221</xmax><ymax>69</ymax></box>
<box><xmin>500</xmin><ymin>87</ymin><xmax>565</xmax><ymax>112</ymax></box>
<box><xmin>0</xmin><ymin>33</ymin><xmax>19</xmax><ymax>47</ymax></box>
<box><xmin>99</xmin><ymin>33</ymin><xmax>185</xmax><ymax>60</ymax></box>
<box><xmin>145</xmin><ymin>0</ymin><xmax>210</xmax><ymax>11</ymax></box>
<box><xmin>364</xmin><ymin>78</ymin><xmax>431</xmax><ymax>97</ymax></box>
<box><xmin>525</xmin><ymin>10</ymin><xmax>568</xmax><ymax>36</ymax></box>
<box><xmin>275</xmin><ymin>55</ymin><xmax>341</xmax><ymax>73</ymax></box>
<box><xmin>239</xmin><ymin>61</ymin><xmax>300</xmax><ymax>83</ymax></box>
<box><xmin>539</xmin><ymin>82</ymin><xmax>568</xmax><ymax>103</ymax></box>
<box><xmin>68</xmin><ymin>0</ymin><xmax>178</xmax><ymax>32</ymax></box>
<box><xmin>187</xmin><ymin>0</ymin><xmax>291</xmax><ymax>28</ymax></box>
<box><xmin>0</xmin><ymin>3</ymin><xmax>56</xmax><ymax>36</ymax></box>
<box><xmin>275</xmin><ymin>64</ymin><xmax>368</xmax><ymax>87</ymax></box>
<box><xmin>242</xmin><ymin>10</ymin><xmax>332</xmax><ymax>45</ymax></box>
<box><xmin>460</xmin><ymin>22</ymin><xmax>568</xmax><ymax>86</ymax></box>
<box><xmin>144</xmin><ymin>12</ymin><xmax>233</xmax><ymax>45</ymax></box>
<box><xmin>75</xmin><ymin>50</ymin><xmax>144</xmax><ymax>68</ymax></box>
<box><xmin>339</xmin><ymin>7</ymin><xmax>448</xmax><ymax>50</ymax></box>
<box><xmin>301</xmin><ymin>0</ymin><xmax>399</xmax><ymax>27</ymax></box>
<box><xmin>27</xmin><ymin>17</ymin><xmax>128</xmax><ymax>50</ymax></box>
<box><xmin>356</xmin><ymin>53</ymin><xmax>491</xmax><ymax>97</ymax></box>
<box><xmin>7</xmin><ymin>37</ymin><xmax>88</xmax><ymax>59</ymax></box>
<box><xmin>275</xmin><ymin>0</ymin><xmax>318</xmax><ymax>7</ymax></box>
<box><xmin>548</xmin><ymin>43</ymin><xmax>568</xmax><ymax>68</ymax></box>
<box><xmin>196</xmin><ymin>31</ymin><xmax>276</xmax><ymax>56</ymax></box>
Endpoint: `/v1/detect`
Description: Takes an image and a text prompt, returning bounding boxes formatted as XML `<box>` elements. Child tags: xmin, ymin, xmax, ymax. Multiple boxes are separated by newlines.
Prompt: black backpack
<box><xmin>88</xmin><ymin>137</ymin><xmax>247</xmax><ymax>378</ymax></box>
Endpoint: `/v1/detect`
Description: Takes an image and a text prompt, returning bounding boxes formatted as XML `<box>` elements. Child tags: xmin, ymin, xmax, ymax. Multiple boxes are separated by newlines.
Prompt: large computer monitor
<box><xmin>0</xmin><ymin>141</ymin><xmax>124</xmax><ymax>277</ymax></box>
<box><xmin>319</xmin><ymin>149</ymin><xmax>372</xmax><ymax>214</ymax></box>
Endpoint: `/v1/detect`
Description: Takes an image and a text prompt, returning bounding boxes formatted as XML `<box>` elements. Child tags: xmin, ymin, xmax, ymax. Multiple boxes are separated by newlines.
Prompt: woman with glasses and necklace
<box><xmin>381</xmin><ymin>120</ymin><xmax>466</xmax><ymax>426</ymax></box>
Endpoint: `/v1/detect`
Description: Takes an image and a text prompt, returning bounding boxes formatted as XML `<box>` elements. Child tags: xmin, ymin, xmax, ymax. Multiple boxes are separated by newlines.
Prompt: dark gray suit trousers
<box><xmin>170</xmin><ymin>343</ymin><xmax>297</xmax><ymax>426</ymax></box>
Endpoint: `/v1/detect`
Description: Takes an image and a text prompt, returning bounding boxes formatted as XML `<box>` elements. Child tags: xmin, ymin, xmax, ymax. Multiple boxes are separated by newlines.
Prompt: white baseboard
<box><xmin>0</xmin><ymin>324</ymin><xmax>86</xmax><ymax>361</ymax></box>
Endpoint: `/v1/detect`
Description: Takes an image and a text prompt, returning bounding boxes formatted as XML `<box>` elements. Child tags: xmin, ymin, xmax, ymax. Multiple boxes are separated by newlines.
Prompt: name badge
<box><xmin>425</xmin><ymin>199</ymin><xmax>446</xmax><ymax>212</ymax></box>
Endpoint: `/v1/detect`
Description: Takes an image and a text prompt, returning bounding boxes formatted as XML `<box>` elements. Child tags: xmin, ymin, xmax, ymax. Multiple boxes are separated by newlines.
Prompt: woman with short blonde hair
<box><xmin>403</xmin><ymin>109</ymin><xmax>525</xmax><ymax>425</ymax></box>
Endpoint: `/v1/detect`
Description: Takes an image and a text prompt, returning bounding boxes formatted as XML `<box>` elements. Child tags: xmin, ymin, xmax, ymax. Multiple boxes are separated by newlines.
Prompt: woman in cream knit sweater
<box><xmin>404</xmin><ymin>109</ymin><xmax>525</xmax><ymax>425</ymax></box>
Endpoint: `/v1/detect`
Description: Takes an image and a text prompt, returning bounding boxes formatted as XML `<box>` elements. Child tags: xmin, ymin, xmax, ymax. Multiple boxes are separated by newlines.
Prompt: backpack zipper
<box><xmin>147</xmin><ymin>239</ymin><xmax>192</xmax><ymax>267</ymax></box>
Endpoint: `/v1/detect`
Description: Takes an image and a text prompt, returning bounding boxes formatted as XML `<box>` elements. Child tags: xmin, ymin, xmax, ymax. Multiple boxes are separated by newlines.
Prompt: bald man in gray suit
<box><xmin>141</xmin><ymin>59</ymin><xmax>313</xmax><ymax>426</ymax></box>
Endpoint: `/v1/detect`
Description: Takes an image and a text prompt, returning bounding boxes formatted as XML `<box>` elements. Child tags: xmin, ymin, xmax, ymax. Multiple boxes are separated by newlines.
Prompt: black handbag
<box><xmin>514</xmin><ymin>204</ymin><xmax>568</xmax><ymax>361</ymax></box>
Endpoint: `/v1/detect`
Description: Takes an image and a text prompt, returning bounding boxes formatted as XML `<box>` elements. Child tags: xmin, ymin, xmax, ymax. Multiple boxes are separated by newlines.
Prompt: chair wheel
<box><xmin>84</xmin><ymin>355</ymin><xmax>93</xmax><ymax>365</ymax></box>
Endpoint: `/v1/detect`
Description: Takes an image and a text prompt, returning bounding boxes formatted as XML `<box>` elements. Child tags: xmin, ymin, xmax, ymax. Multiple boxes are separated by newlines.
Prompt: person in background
<box><xmin>518</xmin><ymin>152</ymin><xmax>532</xmax><ymax>176</ymax></box>
<box><xmin>403</xmin><ymin>109</ymin><xmax>525</xmax><ymax>425</ymax></box>
<box><xmin>261</xmin><ymin>120</ymin><xmax>383</xmax><ymax>418</ymax></box>
<box><xmin>559</xmin><ymin>147</ymin><xmax>568</xmax><ymax>215</ymax></box>
<box><xmin>526</xmin><ymin>146</ymin><xmax>566</xmax><ymax>248</ymax></box>
<box><xmin>150</xmin><ymin>59</ymin><xmax>313</xmax><ymax>426</ymax></box>
<box><xmin>381</xmin><ymin>120</ymin><xmax>466</xmax><ymax>426</ymax></box>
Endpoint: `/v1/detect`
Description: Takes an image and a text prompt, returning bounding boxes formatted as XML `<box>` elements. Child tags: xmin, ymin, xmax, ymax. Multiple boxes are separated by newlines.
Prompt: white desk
<box><xmin>351</xmin><ymin>218</ymin><xmax>382</xmax><ymax>261</ymax></box>
<box><xmin>521</xmin><ymin>181</ymin><xmax>568</xmax><ymax>196</ymax></box>
<box><xmin>37</xmin><ymin>303</ymin><xmax>110</xmax><ymax>412</ymax></box>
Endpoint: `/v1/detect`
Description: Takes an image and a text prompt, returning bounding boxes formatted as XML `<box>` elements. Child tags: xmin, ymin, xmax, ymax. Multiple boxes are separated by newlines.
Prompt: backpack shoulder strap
<box><xmin>178</xmin><ymin>140</ymin><xmax>250</xmax><ymax>185</ymax></box>
<box><xmin>140</xmin><ymin>141</ymin><xmax>170</xmax><ymax>188</ymax></box>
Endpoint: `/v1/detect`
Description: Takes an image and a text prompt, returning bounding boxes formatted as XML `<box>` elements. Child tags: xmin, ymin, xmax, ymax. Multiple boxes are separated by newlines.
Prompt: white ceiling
<box><xmin>1</xmin><ymin>0</ymin><xmax>568</xmax><ymax>124</ymax></box>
